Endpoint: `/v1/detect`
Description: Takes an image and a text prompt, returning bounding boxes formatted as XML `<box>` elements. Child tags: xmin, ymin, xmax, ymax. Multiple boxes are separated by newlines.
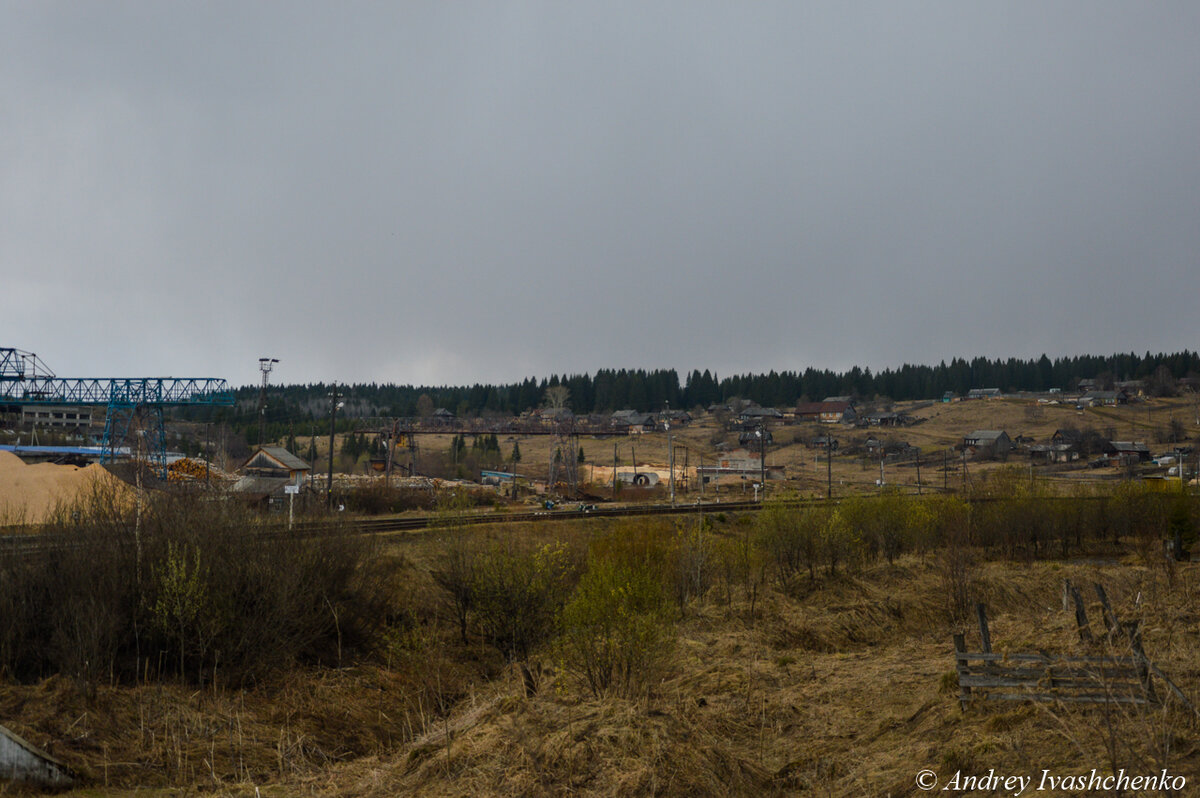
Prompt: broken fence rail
<box><xmin>953</xmin><ymin>594</ymin><xmax>1158</xmax><ymax>710</ymax></box>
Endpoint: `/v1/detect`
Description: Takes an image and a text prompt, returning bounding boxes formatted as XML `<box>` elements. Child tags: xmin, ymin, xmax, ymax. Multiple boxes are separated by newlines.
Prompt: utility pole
<box><xmin>613</xmin><ymin>442</ymin><xmax>618</xmax><ymax>497</ymax></box>
<box><xmin>385</xmin><ymin>418</ymin><xmax>399</xmax><ymax>488</ymax></box>
<box><xmin>258</xmin><ymin>357</ymin><xmax>278</xmax><ymax>447</ymax></box>
<box><xmin>667</xmin><ymin>420</ymin><xmax>675</xmax><ymax>505</ymax></box>
<box><xmin>327</xmin><ymin>383</ymin><xmax>340</xmax><ymax>509</ymax></box>
<box><xmin>758</xmin><ymin>424</ymin><xmax>766</xmax><ymax>501</ymax></box>
<box><xmin>826</xmin><ymin>434</ymin><xmax>832</xmax><ymax>500</ymax></box>
<box><xmin>915</xmin><ymin>449</ymin><xmax>922</xmax><ymax>495</ymax></box>
<box><xmin>682</xmin><ymin>446</ymin><xmax>689</xmax><ymax>494</ymax></box>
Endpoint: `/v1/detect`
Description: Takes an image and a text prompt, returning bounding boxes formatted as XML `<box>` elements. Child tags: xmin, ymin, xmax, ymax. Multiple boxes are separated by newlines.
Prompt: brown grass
<box><xmin>8</xmin><ymin>522</ymin><xmax>1200</xmax><ymax>797</ymax></box>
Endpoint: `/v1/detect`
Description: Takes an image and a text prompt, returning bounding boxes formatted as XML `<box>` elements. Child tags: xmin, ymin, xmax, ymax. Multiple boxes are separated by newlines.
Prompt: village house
<box><xmin>1103</xmin><ymin>441</ymin><xmax>1151</xmax><ymax>465</ymax></box>
<box><xmin>1079</xmin><ymin>389</ymin><xmax>1128</xmax><ymax>407</ymax></box>
<box><xmin>861</xmin><ymin>410</ymin><xmax>911</xmax><ymax>427</ymax></box>
<box><xmin>241</xmin><ymin>445</ymin><xmax>311</xmax><ymax>488</ymax></box>
<box><xmin>1051</xmin><ymin>428</ymin><xmax>1082</xmax><ymax>445</ymax></box>
<box><xmin>660</xmin><ymin>409</ymin><xmax>693</xmax><ymax>428</ymax></box>
<box><xmin>537</xmin><ymin>406</ymin><xmax>575</xmax><ymax>426</ymax></box>
<box><xmin>1028</xmin><ymin>443</ymin><xmax>1080</xmax><ymax>464</ymax></box>
<box><xmin>610</xmin><ymin>410</ymin><xmax>656</xmax><ymax>435</ymax></box>
<box><xmin>233</xmin><ymin>445</ymin><xmax>312</xmax><ymax>508</ymax></box>
<box><xmin>807</xmin><ymin>435</ymin><xmax>839</xmax><ymax>451</ymax></box>
<box><xmin>739</xmin><ymin>429</ymin><xmax>773</xmax><ymax>448</ymax></box>
<box><xmin>1115</xmin><ymin>380</ymin><xmax>1146</xmax><ymax>398</ymax></box>
<box><xmin>966</xmin><ymin>388</ymin><xmax>1002</xmax><ymax>400</ymax></box>
<box><xmin>737</xmin><ymin>405</ymin><xmax>784</xmax><ymax>425</ymax></box>
<box><xmin>865</xmin><ymin>437</ymin><xmax>915</xmax><ymax>460</ymax></box>
<box><xmin>795</xmin><ymin>401</ymin><xmax>856</xmax><ymax>424</ymax></box>
<box><xmin>963</xmin><ymin>429</ymin><xmax>1012</xmax><ymax>458</ymax></box>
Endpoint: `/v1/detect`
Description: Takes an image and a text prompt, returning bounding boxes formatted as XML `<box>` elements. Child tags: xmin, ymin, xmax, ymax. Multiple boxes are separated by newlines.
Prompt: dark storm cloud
<box><xmin>3</xmin><ymin>3</ymin><xmax>1198</xmax><ymax>387</ymax></box>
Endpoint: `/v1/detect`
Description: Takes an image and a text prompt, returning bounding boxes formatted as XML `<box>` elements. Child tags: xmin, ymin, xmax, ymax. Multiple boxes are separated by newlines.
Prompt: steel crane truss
<box><xmin>1</xmin><ymin>376</ymin><xmax>233</xmax><ymax>473</ymax></box>
<box><xmin>102</xmin><ymin>404</ymin><xmax>168</xmax><ymax>472</ymax></box>
<box><xmin>0</xmin><ymin>377</ymin><xmax>233</xmax><ymax>407</ymax></box>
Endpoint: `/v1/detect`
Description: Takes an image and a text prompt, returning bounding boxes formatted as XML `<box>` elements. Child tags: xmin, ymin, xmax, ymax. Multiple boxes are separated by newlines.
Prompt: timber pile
<box><xmin>166</xmin><ymin>458</ymin><xmax>230</xmax><ymax>482</ymax></box>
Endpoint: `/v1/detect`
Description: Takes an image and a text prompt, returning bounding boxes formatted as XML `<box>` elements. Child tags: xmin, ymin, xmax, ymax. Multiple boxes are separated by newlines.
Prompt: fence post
<box><xmin>1125</xmin><ymin>620</ymin><xmax>1158</xmax><ymax>704</ymax></box>
<box><xmin>1071</xmin><ymin>586</ymin><xmax>1092</xmax><ymax>644</ymax></box>
<box><xmin>976</xmin><ymin>603</ymin><xmax>992</xmax><ymax>654</ymax></box>
<box><xmin>1093</xmin><ymin>583</ymin><xmax>1119</xmax><ymax>640</ymax></box>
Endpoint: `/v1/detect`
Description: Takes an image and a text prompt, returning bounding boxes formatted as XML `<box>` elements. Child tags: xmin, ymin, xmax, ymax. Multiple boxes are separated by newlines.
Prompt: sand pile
<box><xmin>0</xmin><ymin>451</ymin><xmax>125</xmax><ymax>525</ymax></box>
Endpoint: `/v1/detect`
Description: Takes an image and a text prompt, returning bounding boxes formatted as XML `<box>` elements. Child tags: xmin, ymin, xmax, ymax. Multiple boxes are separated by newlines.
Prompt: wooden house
<box><xmin>963</xmin><ymin>430</ymin><xmax>1012</xmax><ymax>458</ymax></box>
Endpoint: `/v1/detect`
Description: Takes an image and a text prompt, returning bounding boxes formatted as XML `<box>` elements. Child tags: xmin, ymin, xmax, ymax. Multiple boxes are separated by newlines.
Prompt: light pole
<box><xmin>258</xmin><ymin>358</ymin><xmax>278</xmax><ymax>447</ymax></box>
<box><xmin>327</xmin><ymin>384</ymin><xmax>342</xmax><ymax>510</ymax></box>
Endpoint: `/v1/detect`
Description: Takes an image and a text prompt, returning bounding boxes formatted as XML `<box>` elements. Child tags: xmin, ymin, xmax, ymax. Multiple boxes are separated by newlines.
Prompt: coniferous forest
<box><xmin>211</xmin><ymin>350</ymin><xmax>1200</xmax><ymax>435</ymax></box>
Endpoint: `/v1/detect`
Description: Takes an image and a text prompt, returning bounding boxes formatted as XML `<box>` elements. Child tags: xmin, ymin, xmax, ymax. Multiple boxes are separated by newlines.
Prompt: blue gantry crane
<box><xmin>0</xmin><ymin>347</ymin><xmax>235</xmax><ymax>474</ymax></box>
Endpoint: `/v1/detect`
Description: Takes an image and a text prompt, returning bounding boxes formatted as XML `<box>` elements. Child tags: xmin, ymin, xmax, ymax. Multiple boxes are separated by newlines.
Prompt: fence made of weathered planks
<box><xmin>952</xmin><ymin>591</ymin><xmax>1163</xmax><ymax>710</ymax></box>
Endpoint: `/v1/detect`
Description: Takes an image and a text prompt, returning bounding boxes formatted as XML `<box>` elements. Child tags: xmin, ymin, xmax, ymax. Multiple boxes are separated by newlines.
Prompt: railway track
<box><xmin>1</xmin><ymin>493</ymin><xmax>1113</xmax><ymax>557</ymax></box>
<box><xmin>0</xmin><ymin>499</ymin><xmax>766</xmax><ymax>557</ymax></box>
<box><xmin>294</xmin><ymin>498</ymin><xmax>766</xmax><ymax>537</ymax></box>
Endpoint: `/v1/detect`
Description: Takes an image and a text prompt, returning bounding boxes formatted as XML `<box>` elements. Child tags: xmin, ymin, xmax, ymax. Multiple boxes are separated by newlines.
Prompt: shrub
<box><xmin>822</xmin><ymin>508</ymin><xmax>864</xmax><ymax>575</ymax></box>
<box><xmin>556</xmin><ymin>559</ymin><xmax>674</xmax><ymax>699</ymax></box>
<box><xmin>756</xmin><ymin>498</ymin><xmax>821</xmax><ymax>587</ymax></box>
<box><xmin>471</xmin><ymin>540</ymin><xmax>581</xmax><ymax>694</ymax></box>
<box><xmin>0</xmin><ymin>478</ymin><xmax>392</xmax><ymax>687</ymax></box>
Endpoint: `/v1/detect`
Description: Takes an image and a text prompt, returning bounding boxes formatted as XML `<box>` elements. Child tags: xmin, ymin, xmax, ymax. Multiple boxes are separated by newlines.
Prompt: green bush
<box><xmin>756</xmin><ymin>498</ymin><xmax>821</xmax><ymax>587</ymax></box>
<box><xmin>471</xmin><ymin>540</ymin><xmax>581</xmax><ymax>694</ymax></box>
<box><xmin>556</xmin><ymin>559</ymin><xmax>674</xmax><ymax>699</ymax></box>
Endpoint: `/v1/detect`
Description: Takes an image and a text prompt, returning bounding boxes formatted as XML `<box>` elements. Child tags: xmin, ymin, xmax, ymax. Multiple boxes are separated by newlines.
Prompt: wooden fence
<box><xmin>951</xmin><ymin>583</ymin><xmax>1198</xmax><ymax>712</ymax></box>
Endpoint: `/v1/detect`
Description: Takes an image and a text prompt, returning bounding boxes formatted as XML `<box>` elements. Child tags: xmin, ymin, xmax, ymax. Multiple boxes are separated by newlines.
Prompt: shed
<box><xmin>241</xmin><ymin>445</ymin><xmax>311</xmax><ymax>489</ymax></box>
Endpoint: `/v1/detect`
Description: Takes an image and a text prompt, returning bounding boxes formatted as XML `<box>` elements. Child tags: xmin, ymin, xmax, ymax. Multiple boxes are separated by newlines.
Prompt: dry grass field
<box><xmin>4</xmin><ymin>509</ymin><xmax>1200</xmax><ymax>797</ymax></box>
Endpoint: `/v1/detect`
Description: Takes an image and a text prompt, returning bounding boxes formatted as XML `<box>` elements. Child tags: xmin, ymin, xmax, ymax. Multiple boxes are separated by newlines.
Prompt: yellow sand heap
<box><xmin>0</xmin><ymin>450</ymin><xmax>125</xmax><ymax>525</ymax></box>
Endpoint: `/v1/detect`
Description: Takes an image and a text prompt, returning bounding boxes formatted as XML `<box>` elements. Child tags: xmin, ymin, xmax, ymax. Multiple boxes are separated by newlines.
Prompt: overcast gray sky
<box><xmin>3</xmin><ymin>3</ymin><xmax>1198</xmax><ymax>388</ymax></box>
